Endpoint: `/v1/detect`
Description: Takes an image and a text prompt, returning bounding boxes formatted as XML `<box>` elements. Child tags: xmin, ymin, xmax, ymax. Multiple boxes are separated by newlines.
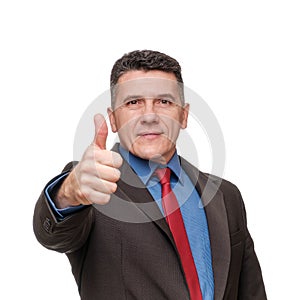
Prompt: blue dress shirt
<box><xmin>45</xmin><ymin>146</ymin><xmax>214</xmax><ymax>299</ymax></box>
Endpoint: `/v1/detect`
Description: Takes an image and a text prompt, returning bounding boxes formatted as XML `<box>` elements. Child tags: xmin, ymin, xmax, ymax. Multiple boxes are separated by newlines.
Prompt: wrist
<box><xmin>55</xmin><ymin>173</ymin><xmax>81</xmax><ymax>209</ymax></box>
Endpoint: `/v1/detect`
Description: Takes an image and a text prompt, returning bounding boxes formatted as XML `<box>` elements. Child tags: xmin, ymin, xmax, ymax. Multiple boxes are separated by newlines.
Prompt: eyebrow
<box><xmin>122</xmin><ymin>93</ymin><xmax>177</xmax><ymax>103</ymax></box>
<box><xmin>122</xmin><ymin>95</ymin><xmax>143</xmax><ymax>103</ymax></box>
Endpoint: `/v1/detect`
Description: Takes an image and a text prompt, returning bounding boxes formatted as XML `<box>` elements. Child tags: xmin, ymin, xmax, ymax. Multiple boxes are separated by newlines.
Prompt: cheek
<box><xmin>161</xmin><ymin>115</ymin><xmax>182</xmax><ymax>134</ymax></box>
<box><xmin>114</xmin><ymin>112</ymin><xmax>131</xmax><ymax>130</ymax></box>
<box><xmin>115</xmin><ymin>115</ymin><xmax>139</xmax><ymax>138</ymax></box>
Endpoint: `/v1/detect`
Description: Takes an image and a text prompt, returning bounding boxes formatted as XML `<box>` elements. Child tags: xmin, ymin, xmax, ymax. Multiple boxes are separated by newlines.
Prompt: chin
<box><xmin>139</xmin><ymin>148</ymin><xmax>172</xmax><ymax>164</ymax></box>
<box><xmin>129</xmin><ymin>139</ymin><xmax>174</xmax><ymax>163</ymax></box>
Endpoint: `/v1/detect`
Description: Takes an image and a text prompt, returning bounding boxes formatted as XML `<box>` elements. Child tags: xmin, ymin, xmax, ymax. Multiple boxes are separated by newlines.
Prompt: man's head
<box><xmin>108</xmin><ymin>50</ymin><xmax>189</xmax><ymax>163</ymax></box>
<box><xmin>110</xmin><ymin>50</ymin><xmax>184</xmax><ymax>106</ymax></box>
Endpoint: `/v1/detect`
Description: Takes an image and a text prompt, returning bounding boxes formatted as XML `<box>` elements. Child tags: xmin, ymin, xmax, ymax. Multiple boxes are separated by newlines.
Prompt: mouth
<box><xmin>138</xmin><ymin>132</ymin><xmax>162</xmax><ymax>140</ymax></box>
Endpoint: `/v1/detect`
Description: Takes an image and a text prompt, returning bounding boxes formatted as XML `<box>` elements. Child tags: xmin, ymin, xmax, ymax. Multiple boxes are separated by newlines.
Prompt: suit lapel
<box><xmin>109</xmin><ymin>144</ymin><xmax>175</xmax><ymax>245</ymax></box>
<box><xmin>181</xmin><ymin>157</ymin><xmax>231</xmax><ymax>300</ymax></box>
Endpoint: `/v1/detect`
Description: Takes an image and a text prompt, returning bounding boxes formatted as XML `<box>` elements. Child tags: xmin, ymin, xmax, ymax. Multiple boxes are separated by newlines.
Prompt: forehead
<box><xmin>114</xmin><ymin>70</ymin><xmax>180</xmax><ymax>102</ymax></box>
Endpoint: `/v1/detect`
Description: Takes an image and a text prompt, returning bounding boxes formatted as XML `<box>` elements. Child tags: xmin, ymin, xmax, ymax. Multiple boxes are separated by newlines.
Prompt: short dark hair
<box><xmin>110</xmin><ymin>50</ymin><xmax>183</xmax><ymax>86</ymax></box>
<box><xmin>110</xmin><ymin>50</ymin><xmax>184</xmax><ymax>105</ymax></box>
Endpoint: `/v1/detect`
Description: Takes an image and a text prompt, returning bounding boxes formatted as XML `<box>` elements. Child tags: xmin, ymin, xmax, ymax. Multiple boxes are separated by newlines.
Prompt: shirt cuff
<box><xmin>45</xmin><ymin>172</ymin><xmax>85</xmax><ymax>220</ymax></box>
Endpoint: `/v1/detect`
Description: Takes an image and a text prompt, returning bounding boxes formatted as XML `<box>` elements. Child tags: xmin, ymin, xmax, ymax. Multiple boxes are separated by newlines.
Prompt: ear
<box><xmin>107</xmin><ymin>107</ymin><xmax>118</xmax><ymax>133</ymax></box>
<box><xmin>180</xmin><ymin>103</ymin><xmax>189</xmax><ymax>129</ymax></box>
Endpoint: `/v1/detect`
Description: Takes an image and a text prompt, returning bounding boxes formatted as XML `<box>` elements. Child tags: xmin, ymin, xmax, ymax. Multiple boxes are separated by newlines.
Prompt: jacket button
<box><xmin>43</xmin><ymin>218</ymin><xmax>52</xmax><ymax>233</ymax></box>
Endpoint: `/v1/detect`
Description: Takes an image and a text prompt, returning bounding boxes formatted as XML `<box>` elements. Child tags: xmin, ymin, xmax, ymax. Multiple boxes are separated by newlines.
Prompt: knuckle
<box><xmin>79</xmin><ymin>174</ymin><xmax>90</xmax><ymax>186</ymax></box>
<box><xmin>112</xmin><ymin>153</ymin><xmax>123</xmax><ymax>168</ymax></box>
<box><xmin>78</xmin><ymin>161</ymin><xmax>92</xmax><ymax>175</ymax></box>
<box><xmin>109</xmin><ymin>182</ymin><xmax>118</xmax><ymax>193</ymax></box>
<box><xmin>101</xmin><ymin>181</ymin><xmax>116</xmax><ymax>194</ymax></box>
<box><xmin>95</xmin><ymin>149</ymin><xmax>110</xmax><ymax>165</ymax></box>
<box><xmin>111</xmin><ymin>169</ymin><xmax>121</xmax><ymax>182</ymax></box>
<box><xmin>102</xmin><ymin>194</ymin><xmax>111</xmax><ymax>204</ymax></box>
<box><xmin>75</xmin><ymin>186</ymin><xmax>88</xmax><ymax>201</ymax></box>
<box><xmin>96</xmin><ymin>194</ymin><xmax>111</xmax><ymax>205</ymax></box>
<box><xmin>97</xmin><ymin>151</ymin><xmax>123</xmax><ymax>167</ymax></box>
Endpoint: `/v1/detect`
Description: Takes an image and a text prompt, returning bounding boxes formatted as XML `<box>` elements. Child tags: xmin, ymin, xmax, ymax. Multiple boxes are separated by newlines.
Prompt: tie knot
<box><xmin>155</xmin><ymin>168</ymin><xmax>171</xmax><ymax>185</ymax></box>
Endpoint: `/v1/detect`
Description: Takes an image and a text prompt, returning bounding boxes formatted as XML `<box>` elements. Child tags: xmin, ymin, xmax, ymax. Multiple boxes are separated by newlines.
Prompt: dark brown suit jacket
<box><xmin>33</xmin><ymin>144</ymin><xmax>267</xmax><ymax>299</ymax></box>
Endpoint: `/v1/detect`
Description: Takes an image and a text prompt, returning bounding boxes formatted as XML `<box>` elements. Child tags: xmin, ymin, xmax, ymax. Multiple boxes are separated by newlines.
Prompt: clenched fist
<box><xmin>55</xmin><ymin>114</ymin><xmax>123</xmax><ymax>208</ymax></box>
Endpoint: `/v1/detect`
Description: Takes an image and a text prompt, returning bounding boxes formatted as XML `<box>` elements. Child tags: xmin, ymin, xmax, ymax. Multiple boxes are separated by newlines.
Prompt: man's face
<box><xmin>108</xmin><ymin>70</ymin><xmax>189</xmax><ymax>163</ymax></box>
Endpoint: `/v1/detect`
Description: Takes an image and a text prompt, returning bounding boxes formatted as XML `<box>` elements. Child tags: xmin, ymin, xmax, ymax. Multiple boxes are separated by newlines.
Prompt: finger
<box><xmin>78</xmin><ymin>187</ymin><xmax>112</xmax><ymax>205</ymax></box>
<box><xmin>82</xmin><ymin>179</ymin><xmax>117</xmax><ymax>198</ymax></box>
<box><xmin>93</xmin><ymin>149</ymin><xmax>123</xmax><ymax>168</ymax></box>
<box><xmin>95</xmin><ymin>164</ymin><xmax>121</xmax><ymax>182</ymax></box>
<box><xmin>92</xmin><ymin>178</ymin><xmax>118</xmax><ymax>194</ymax></box>
<box><xmin>87</xmin><ymin>191</ymin><xmax>112</xmax><ymax>205</ymax></box>
<box><xmin>93</xmin><ymin>113</ymin><xmax>108</xmax><ymax>150</ymax></box>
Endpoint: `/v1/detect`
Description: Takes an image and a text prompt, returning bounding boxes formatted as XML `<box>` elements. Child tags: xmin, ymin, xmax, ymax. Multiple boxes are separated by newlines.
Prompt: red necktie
<box><xmin>156</xmin><ymin>168</ymin><xmax>203</xmax><ymax>300</ymax></box>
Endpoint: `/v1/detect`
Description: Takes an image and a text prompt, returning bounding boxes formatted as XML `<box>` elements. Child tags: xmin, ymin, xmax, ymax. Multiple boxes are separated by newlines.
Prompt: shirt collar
<box><xmin>118</xmin><ymin>145</ymin><xmax>183</xmax><ymax>185</ymax></box>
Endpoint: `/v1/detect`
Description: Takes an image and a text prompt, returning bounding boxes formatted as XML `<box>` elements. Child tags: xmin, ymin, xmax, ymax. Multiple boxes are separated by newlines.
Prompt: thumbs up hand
<box><xmin>55</xmin><ymin>114</ymin><xmax>123</xmax><ymax>208</ymax></box>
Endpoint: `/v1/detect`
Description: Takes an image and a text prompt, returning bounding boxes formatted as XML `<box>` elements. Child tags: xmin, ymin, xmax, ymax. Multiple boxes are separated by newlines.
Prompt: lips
<box><xmin>137</xmin><ymin>131</ymin><xmax>163</xmax><ymax>140</ymax></box>
<box><xmin>137</xmin><ymin>130</ymin><xmax>162</xmax><ymax>136</ymax></box>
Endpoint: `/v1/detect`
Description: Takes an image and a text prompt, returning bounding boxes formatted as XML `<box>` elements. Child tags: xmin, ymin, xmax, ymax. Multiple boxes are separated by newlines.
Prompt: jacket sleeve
<box><xmin>238</xmin><ymin>191</ymin><xmax>268</xmax><ymax>300</ymax></box>
<box><xmin>33</xmin><ymin>162</ymin><xmax>94</xmax><ymax>254</ymax></box>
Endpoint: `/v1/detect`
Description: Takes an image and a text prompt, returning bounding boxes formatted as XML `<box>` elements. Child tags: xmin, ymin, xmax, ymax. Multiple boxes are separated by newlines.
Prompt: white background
<box><xmin>1</xmin><ymin>0</ymin><xmax>299</xmax><ymax>299</ymax></box>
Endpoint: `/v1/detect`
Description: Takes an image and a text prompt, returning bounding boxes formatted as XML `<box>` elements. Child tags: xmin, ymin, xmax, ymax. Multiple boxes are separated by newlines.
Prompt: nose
<box><xmin>140</xmin><ymin>100</ymin><xmax>159</xmax><ymax>124</ymax></box>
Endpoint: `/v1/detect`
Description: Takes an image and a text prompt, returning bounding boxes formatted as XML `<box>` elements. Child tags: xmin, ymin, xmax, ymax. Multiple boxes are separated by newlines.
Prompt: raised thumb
<box><xmin>93</xmin><ymin>114</ymin><xmax>108</xmax><ymax>150</ymax></box>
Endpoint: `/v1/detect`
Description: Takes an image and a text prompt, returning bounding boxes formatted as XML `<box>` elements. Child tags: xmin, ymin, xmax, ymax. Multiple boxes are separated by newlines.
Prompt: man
<box><xmin>33</xmin><ymin>50</ymin><xmax>267</xmax><ymax>299</ymax></box>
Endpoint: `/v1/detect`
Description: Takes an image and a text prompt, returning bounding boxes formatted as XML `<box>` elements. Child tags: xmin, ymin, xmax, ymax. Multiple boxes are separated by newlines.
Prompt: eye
<box><xmin>125</xmin><ymin>99</ymin><xmax>140</xmax><ymax>106</ymax></box>
<box><xmin>157</xmin><ymin>99</ymin><xmax>173</xmax><ymax>105</ymax></box>
<box><xmin>128</xmin><ymin>100</ymin><xmax>137</xmax><ymax>105</ymax></box>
